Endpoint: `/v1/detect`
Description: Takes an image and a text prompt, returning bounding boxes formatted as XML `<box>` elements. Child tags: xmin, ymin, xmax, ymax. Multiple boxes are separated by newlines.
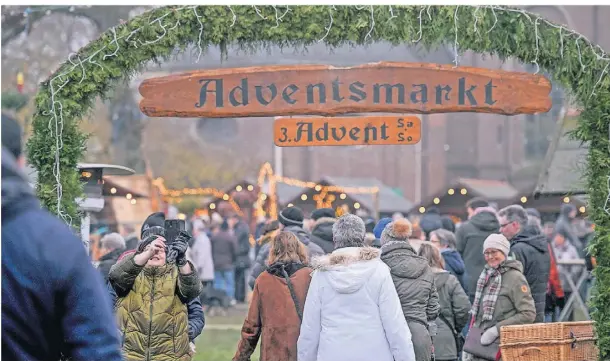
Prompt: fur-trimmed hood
<box><xmin>311</xmin><ymin>247</ymin><xmax>382</xmax><ymax>294</ymax></box>
<box><xmin>257</xmin><ymin>229</ymin><xmax>279</xmax><ymax>246</ymax></box>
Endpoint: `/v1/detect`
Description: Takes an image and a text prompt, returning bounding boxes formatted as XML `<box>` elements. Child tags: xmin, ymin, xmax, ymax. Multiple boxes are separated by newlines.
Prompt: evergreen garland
<box><xmin>28</xmin><ymin>5</ymin><xmax>610</xmax><ymax>356</ymax></box>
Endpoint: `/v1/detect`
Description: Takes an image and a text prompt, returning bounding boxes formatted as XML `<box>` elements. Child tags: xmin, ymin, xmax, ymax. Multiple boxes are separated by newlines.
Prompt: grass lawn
<box><xmin>193</xmin><ymin>306</ymin><xmax>259</xmax><ymax>361</ymax></box>
<box><xmin>194</xmin><ymin>329</ymin><xmax>259</xmax><ymax>361</ymax></box>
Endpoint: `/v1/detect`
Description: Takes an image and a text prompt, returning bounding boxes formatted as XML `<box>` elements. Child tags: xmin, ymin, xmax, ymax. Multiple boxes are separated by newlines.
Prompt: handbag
<box><xmin>463</xmin><ymin>326</ymin><xmax>500</xmax><ymax>361</ymax></box>
<box><xmin>438</xmin><ymin>313</ymin><xmax>465</xmax><ymax>354</ymax></box>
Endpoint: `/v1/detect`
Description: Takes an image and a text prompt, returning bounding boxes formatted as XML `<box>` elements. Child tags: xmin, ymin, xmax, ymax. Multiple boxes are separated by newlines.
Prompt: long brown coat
<box><xmin>233</xmin><ymin>263</ymin><xmax>312</xmax><ymax>361</ymax></box>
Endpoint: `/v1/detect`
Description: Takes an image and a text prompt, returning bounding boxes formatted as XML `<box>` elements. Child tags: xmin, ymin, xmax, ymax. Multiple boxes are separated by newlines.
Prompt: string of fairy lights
<box><xmin>37</xmin><ymin>5</ymin><xmax>609</xmax><ymax>225</ymax></box>
<box><xmin>416</xmin><ymin>187</ymin><xmax>586</xmax><ymax>214</ymax></box>
<box><xmin>154</xmin><ymin>162</ymin><xmax>379</xmax><ymax>220</ymax></box>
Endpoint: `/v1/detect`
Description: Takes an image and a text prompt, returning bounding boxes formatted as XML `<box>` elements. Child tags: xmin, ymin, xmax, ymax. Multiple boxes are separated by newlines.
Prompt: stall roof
<box><xmin>317</xmin><ymin>176</ymin><xmax>414</xmax><ymax>214</ymax></box>
<box><xmin>457</xmin><ymin>178</ymin><xmax>519</xmax><ymax>200</ymax></box>
<box><xmin>275</xmin><ymin>181</ymin><xmax>308</xmax><ymax>205</ymax></box>
<box><xmin>103</xmin><ymin>176</ymin><xmax>147</xmax><ymax>198</ymax></box>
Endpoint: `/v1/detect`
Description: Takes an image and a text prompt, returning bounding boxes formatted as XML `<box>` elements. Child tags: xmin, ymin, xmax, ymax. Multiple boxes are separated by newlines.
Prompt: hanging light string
<box><xmin>42</xmin><ymin>5</ymin><xmax>609</xmax><ymax>225</ymax></box>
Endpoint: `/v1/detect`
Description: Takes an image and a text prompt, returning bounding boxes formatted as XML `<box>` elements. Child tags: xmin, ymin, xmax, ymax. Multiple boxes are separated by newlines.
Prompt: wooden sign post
<box><xmin>139</xmin><ymin>62</ymin><xmax>552</xmax><ymax>118</ymax></box>
<box><xmin>273</xmin><ymin>116</ymin><xmax>421</xmax><ymax>147</ymax></box>
<box><xmin>139</xmin><ymin>61</ymin><xmax>553</xmax><ymax>219</ymax></box>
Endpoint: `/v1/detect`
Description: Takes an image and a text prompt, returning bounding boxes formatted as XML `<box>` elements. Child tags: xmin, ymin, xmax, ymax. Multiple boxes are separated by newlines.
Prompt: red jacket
<box><xmin>547</xmin><ymin>243</ymin><xmax>565</xmax><ymax>298</ymax></box>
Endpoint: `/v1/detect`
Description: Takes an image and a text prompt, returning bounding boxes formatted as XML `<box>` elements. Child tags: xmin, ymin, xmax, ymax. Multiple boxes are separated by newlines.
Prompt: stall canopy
<box><xmin>413</xmin><ymin>178</ymin><xmax>519</xmax><ymax>218</ymax></box>
<box><xmin>282</xmin><ymin>176</ymin><xmax>414</xmax><ymax>217</ymax></box>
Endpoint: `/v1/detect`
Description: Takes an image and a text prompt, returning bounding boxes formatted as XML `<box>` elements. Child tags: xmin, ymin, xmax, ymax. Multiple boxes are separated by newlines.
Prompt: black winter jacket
<box><xmin>97</xmin><ymin>248</ymin><xmax>125</xmax><ymax>283</ymax></box>
<box><xmin>456</xmin><ymin>211</ymin><xmax>500</xmax><ymax>298</ymax></box>
<box><xmin>509</xmin><ymin>229</ymin><xmax>551</xmax><ymax>323</ymax></box>
<box><xmin>309</xmin><ymin>217</ymin><xmax>335</xmax><ymax>254</ymax></box>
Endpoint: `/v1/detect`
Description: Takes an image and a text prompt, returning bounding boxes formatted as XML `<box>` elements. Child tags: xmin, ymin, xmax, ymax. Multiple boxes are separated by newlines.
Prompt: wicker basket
<box><xmin>500</xmin><ymin>322</ymin><xmax>598</xmax><ymax>361</ymax></box>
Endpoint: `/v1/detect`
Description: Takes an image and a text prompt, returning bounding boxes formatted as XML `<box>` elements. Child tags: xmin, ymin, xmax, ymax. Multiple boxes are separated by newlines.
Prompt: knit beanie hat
<box><xmin>279</xmin><ymin>206</ymin><xmax>304</xmax><ymax>228</ymax></box>
<box><xmin>141</xmin><ymin>212</ymin><xmax>166</xmax><ymax>240</ymax></box>
<box><xmin>440</xmin><ymin>215</ymin><xmax>456</xmax><ymax>233</ymax></box>
<box><xmin>373</xmin><ymin>217</ymin><xmax>393</xmax><ymax>239</ymax></box>
<box><xmin>311</xmin><ymin>208</ymin><xmax>335</xmax><ymax>221</ymax></box>
<box><xmin>332</xmin><ymin>213</ymin><xmax>366</xmax><ymax>248</ymax></box>
<box><xmin>380</xmin><ymin>218</ymin><xmax>413</xmax><ymax>246</ymax></box>
<box><xmin>483</xmin><ymin>233</ymin><xmax>510</xmax><ymax>257</ymax></box>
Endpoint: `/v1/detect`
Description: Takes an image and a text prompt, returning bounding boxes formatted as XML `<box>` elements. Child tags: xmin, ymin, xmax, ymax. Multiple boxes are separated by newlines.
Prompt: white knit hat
<box><xmin>483</xmin><ymin>233</ymin><xmax>510</xmax><ymax>257</ymax></box>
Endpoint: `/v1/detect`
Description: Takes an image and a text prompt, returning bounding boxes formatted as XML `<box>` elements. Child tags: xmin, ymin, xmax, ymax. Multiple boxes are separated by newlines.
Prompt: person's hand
<box><xmin>135</xmin><ymin>237</ymin><xmax>166</xmax><ymax>265</ymax></box>
<box><xmin>172</xmin><ymin>231</ymin><xmax>191</xmax><ymax>266</ymax></box>
<box><xmin>480</xmin><ymin>327</ymin><xmax>499</xmax><ymax>346</ymax></box>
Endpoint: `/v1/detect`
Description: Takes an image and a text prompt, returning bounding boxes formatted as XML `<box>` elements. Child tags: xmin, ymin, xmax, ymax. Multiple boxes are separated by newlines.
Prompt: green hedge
<box><xmin>29</xmin><ymin>5</ymin><xmax>610</xmax><ymax>356</ymax></box>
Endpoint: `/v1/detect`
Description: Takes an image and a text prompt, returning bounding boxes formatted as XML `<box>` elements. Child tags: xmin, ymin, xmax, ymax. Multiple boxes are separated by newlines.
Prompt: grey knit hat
<box><xmin>332</xmin><ymin>214</ymin><xmax>366</xmax><ymax>249</ymax></box>
<box><xmin>380</xmin><ymin>218</ymin><xmax>413</xmax><ymax>246</ymax></box>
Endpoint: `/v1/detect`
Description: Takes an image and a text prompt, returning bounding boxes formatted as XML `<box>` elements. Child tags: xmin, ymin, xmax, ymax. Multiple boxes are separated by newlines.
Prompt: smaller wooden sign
<box><xmin>273</xmin><ymin>116</ymin><xmax>421</xmax><ymax>147</ymax></box>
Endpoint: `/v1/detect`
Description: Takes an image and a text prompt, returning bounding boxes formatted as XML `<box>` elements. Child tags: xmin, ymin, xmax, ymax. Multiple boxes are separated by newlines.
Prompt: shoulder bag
<box><xmin>463</xmin><ymin>326</ymin><xmax>500</xmax><ymax>361</ymax></box>
<box><xmin>437</xmin><ymin>313</ymin><xmax>465</xmax><ymax>354</ymax></box>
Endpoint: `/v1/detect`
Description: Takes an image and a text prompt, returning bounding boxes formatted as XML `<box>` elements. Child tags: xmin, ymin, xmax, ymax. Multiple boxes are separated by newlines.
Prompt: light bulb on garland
<box><xmin>16</xmin><ymin>72</ymin><xmax>24</xmax><ymax>93</ymax></box>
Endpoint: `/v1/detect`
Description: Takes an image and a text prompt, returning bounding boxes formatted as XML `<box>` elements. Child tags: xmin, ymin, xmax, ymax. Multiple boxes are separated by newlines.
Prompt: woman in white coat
<box><xmin>297</xmin><ymin>214</ymin><xmax>416</xmax><ymax>361</ymax></box>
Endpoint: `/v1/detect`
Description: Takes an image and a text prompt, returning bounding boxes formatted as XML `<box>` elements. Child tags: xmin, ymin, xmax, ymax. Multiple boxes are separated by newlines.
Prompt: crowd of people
<box><xmin>2</xmin><ymin>112</ymin><xmax>597</xmax><ymax>361</ymax></box>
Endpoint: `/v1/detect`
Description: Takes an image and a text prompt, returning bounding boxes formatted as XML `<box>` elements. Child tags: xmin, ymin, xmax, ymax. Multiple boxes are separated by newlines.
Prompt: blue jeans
<box><xmin>545</xmin><ymin>307</ymin><xmax>560</xmax><ymax>322</ymax></box>
<box><xmin>214</xmin><ymin>270</ymin><xmax>235</xmax><ymax>300</ymax></box>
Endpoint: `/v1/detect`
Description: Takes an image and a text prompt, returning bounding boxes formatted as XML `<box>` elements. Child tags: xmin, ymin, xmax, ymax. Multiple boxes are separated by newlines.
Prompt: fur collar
<box><xmin>313</xmin><ymin>216</ymin><xmax>336</xmax><ymax>228</ymax></box>
<box><xmin>257</xmin><ymin>229</ymin><xmax>278</xmax><ymax>245</ymax></box>
<box><xmin>311</xmin><ymin>246</ymin><xmax>380</xmax><ymax>270</ymax></box>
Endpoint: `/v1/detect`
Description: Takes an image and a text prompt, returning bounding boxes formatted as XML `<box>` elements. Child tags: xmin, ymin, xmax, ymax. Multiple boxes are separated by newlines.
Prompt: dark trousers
<box><xmin>234</xmin><ymin>268</ymin><xmax>247</xmax><ymax>303</ymax></box>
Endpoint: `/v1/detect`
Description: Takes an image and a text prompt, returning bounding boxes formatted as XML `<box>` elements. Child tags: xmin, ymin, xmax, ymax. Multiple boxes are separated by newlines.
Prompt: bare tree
<box><xmin>1</xmin><ymin>6</ymin><xmax>147</xmax><ymax>45</ymax></box>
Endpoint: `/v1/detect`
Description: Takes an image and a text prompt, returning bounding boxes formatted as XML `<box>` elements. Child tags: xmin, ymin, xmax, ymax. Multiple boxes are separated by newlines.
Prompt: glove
<box><xmin>170</xmin><ymin>231</ymin><xmax>191</xmax><ymax>266</ymax></box>
<box><xmin>480</xmin><ymin>327</ymin><xmax>499</xmax><ymax>346</ymax></box>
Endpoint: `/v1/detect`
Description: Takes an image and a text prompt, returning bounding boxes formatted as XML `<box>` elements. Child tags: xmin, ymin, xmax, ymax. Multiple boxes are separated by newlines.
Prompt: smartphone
<box><xmin>164</xmin><ymin>219</ymin><xmax>186</xmax><ymax>244</ymax></box>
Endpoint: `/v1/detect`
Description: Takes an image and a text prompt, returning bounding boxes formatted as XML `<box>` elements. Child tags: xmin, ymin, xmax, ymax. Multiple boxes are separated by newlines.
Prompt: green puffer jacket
<box><xmin>108</xmin><ymin>254</ymin><xmax>203</xmax><ymax>361</ymax></box>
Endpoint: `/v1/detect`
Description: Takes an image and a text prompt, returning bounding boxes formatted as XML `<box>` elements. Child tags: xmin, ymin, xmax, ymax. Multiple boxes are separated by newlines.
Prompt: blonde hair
<box><xmin>418</xmin><ymin>242</ymin><xmax>445</xmax><ymax>269</ymax></box>
<box><xmin>267</xmin><ymin>231</ymin><xmax>308</xmax><ymax>265</ymax></box>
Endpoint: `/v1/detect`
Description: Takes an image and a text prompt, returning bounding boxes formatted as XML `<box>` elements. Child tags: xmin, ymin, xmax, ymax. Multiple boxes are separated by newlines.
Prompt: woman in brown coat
<box><xmin>233</xmin><ymin>231</ymin><xmax>312</xmax><ymax>361</ymax></box>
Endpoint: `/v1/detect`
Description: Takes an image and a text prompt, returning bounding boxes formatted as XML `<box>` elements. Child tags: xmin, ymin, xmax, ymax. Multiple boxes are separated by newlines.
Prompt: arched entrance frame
<box><xmin>28</xmin><ymin>6</ymin><xmax>610</xmax><ymax>354</ymax></box>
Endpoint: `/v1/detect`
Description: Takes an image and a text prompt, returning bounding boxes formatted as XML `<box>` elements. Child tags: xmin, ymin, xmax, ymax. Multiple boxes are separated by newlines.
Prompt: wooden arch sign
<box><xmin>139</xmin><ymin>62</ymin><xmax>552</xmax><ymax>118</ymax></box>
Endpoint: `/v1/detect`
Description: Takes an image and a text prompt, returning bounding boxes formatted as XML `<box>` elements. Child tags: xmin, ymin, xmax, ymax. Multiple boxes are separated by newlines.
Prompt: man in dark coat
<box><xmin>97</xmin><ymin>233</ymin><xmax>127</xmax><ymax>282</ymax></box>
<box><xmin>210</xmin><ymin>220</ymin><xmax>238</xmax><ymax>302</ymax></box>
<box><xmin>248</xmin><ymin>206</ymin><xmax>324</xmax><ymax>289</ymax></box>
<box><xmin>309</xmin><ymin>208</ymin><xmax>336</xmax><ymax>254</ymax></box>
<box><xmin>419</xmin><ymin>206</ymin><xmax>443</xmax><ymax>240</ymax></box>
<box><xmin>228</xmin><ymin>214</ymin><xmax>252</xmax><ymax>303</ymax></box>
<box><xmin>456</xmin><ymin>197</ymin><xmax>500</xmax><ymax>301</ymax></box>
<box><xmin>555</xmin><ymin>203</ymin><xmax>583</xmax><ymax>254</ymax></box>
<box><xmin>122</xmin><ymin>224</ymin><xmax>140</xmax><ymax>251</ymax></box>
<box><xmin>2</xmin><ymin>121</ymin><xmax>122</xmax><ymax>361</ymax></box>
<box><xmin>499</xmin><ymin>204</ymin><xmax>551</xmax><ymax>323</ymax></box>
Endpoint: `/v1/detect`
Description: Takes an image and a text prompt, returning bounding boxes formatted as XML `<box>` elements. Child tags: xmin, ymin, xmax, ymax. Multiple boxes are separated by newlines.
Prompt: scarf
<box><xmin>470</xmin><ymin>264</ymin><xmax>502</xmax><ymax>322</ymax></box>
